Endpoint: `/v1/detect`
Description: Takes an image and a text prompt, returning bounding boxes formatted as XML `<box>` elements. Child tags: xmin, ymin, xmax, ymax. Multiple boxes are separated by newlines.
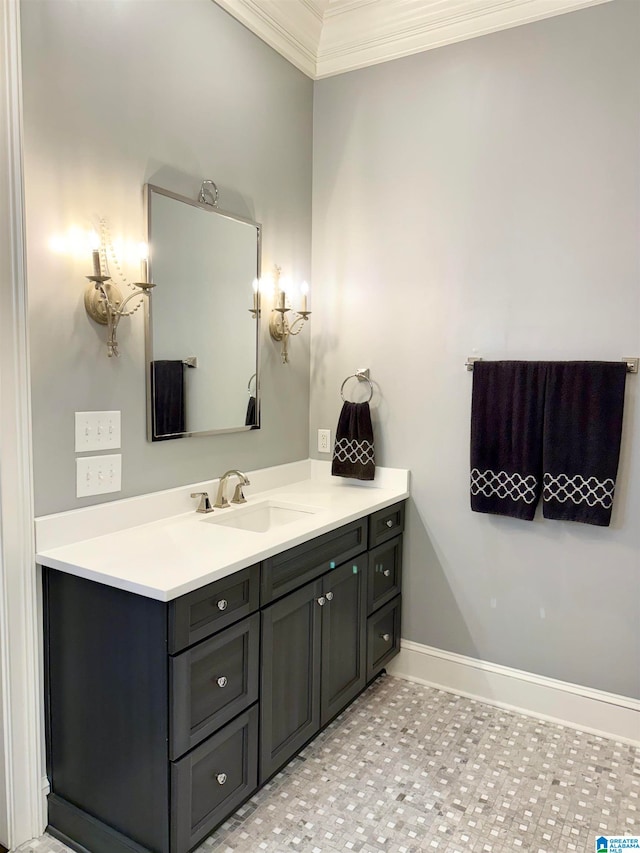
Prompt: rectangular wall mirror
<box><xmin>145</xmin><ymin>184</ymin><xmax>261</xmax><ymax>441</ymax></box>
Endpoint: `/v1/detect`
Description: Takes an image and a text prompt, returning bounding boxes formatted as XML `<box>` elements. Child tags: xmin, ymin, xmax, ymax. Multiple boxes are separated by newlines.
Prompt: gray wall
<box><xmin>21</xmin><ymin>0</ymin><xmax>313</xmax><ymax>516</ymax></box>
<box><xmin>311</xmin><ymin>1</ymin><xmax>640</xmax><ymax>697</ymax></box>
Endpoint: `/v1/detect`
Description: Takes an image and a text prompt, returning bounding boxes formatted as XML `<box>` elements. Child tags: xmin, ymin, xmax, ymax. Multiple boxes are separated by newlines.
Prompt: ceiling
<box><xmin>213</xmin><ymin>0</ymin><xmax>611</xmax><ymax>79</ymax></box>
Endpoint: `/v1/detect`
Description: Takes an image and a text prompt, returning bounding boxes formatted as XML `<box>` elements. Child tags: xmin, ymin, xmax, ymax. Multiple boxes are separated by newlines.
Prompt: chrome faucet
<box><xmin>214</xmin><ymin>470</ymin><xmax>251</xmax><ymax>509</ymax></box>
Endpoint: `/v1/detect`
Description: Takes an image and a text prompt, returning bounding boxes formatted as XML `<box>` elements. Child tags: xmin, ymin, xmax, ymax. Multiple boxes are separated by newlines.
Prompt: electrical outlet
<box><xmin>76</xmin><ymin>454</ymin><xmax>122</xmax><ymax>497</ymax></box>
<box><xmin>75</xmin><ymin>411</ymin><xmax>121</xmax><ymax>451</ymax></box>
<box><xmin>318</xmin><ymin>428</ymin><xmax>331</xmax><ymax>453</ymax></box>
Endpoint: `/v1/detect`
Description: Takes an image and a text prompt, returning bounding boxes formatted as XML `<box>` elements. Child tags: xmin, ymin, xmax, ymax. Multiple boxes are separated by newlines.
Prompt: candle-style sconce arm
<box><xmin>269</xmin><ymin>307</ymin><xmax>311</xmax><ymax>364</ymax></box>
<box><xmin>85</xmin><ymin>265</ymin><xmax>155</xmax><ymax>358</ymax></box>
<box><xmin>267</xmin><ymin>266</ymin><xmax>311</xmax><ymax>364</ymax></box>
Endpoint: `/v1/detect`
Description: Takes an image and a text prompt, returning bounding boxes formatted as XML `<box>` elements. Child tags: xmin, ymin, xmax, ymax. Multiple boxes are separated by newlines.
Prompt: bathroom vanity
<box><xmin>37</xmin><ymin>463</ymin><xmax>409</xmax><ymax>853</ymax></box>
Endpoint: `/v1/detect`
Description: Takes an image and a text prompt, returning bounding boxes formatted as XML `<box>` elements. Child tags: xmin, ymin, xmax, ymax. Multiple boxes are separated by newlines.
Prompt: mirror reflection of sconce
<box><xmin>267</xmin><ymin>265</ymin><xmax>311</xmax><ymax>364</ymax></box>
<box><xmin>249</xmin><ymin>278</ymin><xmax>260</xmax><ymax>320</ymax></box>
<box><xmin>84</xmin><ymin>224</ymin><xmax>155</xmax><ymax>357</ymax></box>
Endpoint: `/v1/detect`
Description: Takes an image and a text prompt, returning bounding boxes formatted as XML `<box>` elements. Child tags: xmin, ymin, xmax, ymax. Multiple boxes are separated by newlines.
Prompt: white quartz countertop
<box><xmin>36</xmin><ymin>461</ymin><xmax>410</xmax><ymax>601</ymax></box>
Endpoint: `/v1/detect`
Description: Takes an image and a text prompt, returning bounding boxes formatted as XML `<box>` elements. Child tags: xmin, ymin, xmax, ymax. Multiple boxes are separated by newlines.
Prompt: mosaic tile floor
<box><xmin>16</xmin><ymin>675</ymin><xmax>639</xmax><ymax>853</ymax></box>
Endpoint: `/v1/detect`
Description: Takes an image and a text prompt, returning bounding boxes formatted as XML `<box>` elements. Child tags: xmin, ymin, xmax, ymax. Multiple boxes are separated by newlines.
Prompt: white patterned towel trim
<box><xmin>543</xmin><ymin>473</ymin><xmax>615</xmax><ymax>509</ymax></box>
<box><xmin>470</xmin><ymin>469</ymin><xmax>538</xmax><ymax>504</ymax></box>
<box><xmin>334</xmin><ymin>438</ymin><xmax>375</xmax><ymax>466</ymax></box>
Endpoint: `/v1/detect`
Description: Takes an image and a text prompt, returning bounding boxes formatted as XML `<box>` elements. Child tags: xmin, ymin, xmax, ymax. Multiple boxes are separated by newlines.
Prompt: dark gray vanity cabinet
<box><xmin>44</xmin><ymin>564</ymin><xmax>261</xmax><ymax>853</ymax></box>
<box><xmin>43</xmin><ymin>501</ymin><xmax>405</xmax><ymax>853</ymax></box>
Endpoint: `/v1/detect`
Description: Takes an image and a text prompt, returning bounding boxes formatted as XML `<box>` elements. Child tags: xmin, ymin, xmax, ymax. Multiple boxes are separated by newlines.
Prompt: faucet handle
<box><xmin>191</xmin><ymin>492</ymin><xmax>214</xmax><ymax>513</ymax></box>
<box><xmin>231</xmin><ymin>483</ymin><xmax>247</xmax><ymax>504</ymax></box>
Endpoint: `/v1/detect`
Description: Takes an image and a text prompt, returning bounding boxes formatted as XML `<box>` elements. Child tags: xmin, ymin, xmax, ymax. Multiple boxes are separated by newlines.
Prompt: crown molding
<box><xmin>315</xmin><ymin>0</ymin><xmax>613</xmax><ymax>78</ymax></box>
<box><xmin>213</xmin><ymin>0</ymin><xmax>612</xmax><ymax>80</ymax></box>
<box><xmin>212</xmin><ymin>0</ymin><xmax>320</xmax><ymax>77</ymax></box>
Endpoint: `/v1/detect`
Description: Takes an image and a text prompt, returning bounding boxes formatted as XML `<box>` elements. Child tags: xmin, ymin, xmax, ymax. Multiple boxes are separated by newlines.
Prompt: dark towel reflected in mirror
<box><xmin>151</xmin><ymin>360</ymin><xmax>185</xmax><ymax>441</ymax></box>
<box><xmin>245</xmin><ymin>395</ymin><xmax>258</xmax><ymax>429</ymax></box>
<box><xmin>245</xmin><ymin>373</ymin><xmax>259</xmax><ymax>429</ymax></box>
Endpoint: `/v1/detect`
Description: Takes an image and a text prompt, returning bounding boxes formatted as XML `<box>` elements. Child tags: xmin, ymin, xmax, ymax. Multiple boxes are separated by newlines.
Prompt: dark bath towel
<box><xmin>245</xmin><ymin>395</ymin><xmax>258</xmax><ymax>429</ymax></box>
<box><xmin>151</xmin><ymin>360</ymin><xmax>185</xmax><ymax>440</ymax></box>
<box><xmin>542</xmin><ymin>361</ymin><xmax>627</xmax><ymax>526</ymax></box>
<box><xmin>470</xmin><ymin>361</ymin><xmax>546</xmax><ymax>520</ymax></box>
<box><xmin>331</xmin><ymin>401</ymin><xmax>375</xmax><ymax>481</ymax></box>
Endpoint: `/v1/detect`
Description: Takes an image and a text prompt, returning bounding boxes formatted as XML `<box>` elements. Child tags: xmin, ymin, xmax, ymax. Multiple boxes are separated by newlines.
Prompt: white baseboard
<box><xmin>387</xmin><ymin>640</ymin><xmax>640</xmax><ymax>746</ymax></box>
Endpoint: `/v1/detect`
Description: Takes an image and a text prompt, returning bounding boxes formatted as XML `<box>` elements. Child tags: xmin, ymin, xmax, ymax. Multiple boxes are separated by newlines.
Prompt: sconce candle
<box><xmin>300</xmin><ymin>281</ymin><xmax>309</xmax><ymax>313</ymax></box>
<box><xmin>92</xmin><ymin>250</ymin><xmax>101</xmax><ymax>278</ymax></box>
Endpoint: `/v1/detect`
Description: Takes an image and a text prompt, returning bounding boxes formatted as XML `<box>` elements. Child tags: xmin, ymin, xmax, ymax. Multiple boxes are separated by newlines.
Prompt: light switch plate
<box><xmin>76</xmin><ymin>454</ymin><xmax>122</xmax><ymax>497</ymax></box>
<box><xmin>75</xmin><ymin>411</ymin><xmax>121</xmax><ymax>452</ymax></box>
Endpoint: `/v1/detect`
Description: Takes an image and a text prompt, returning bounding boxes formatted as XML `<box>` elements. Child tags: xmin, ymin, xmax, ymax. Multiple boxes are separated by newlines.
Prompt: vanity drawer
<box><xmin>261</xmin><ymin>517</ymin><xmax>368</xmax><ymax>605</ymax></box>
<box><xmin>170</xmin><ymin>613</ymin><xmax>260</xmax><ymax>760</ymax></box>
<box><xmin>367</xmin><ymin>535</ymin><xmax>403</xmax><ymax>615</ymax></box>
<box><xmin>366</xmin><ymin>595</ymin><xmax>401</xmax><ymax>681</ymax></box>
<box><xmin>368</xmin><ymin>502</ymin><xmax>405</xmax><ymax>549</ymax></box>
<box><xmin>171</xmin><ymin>704</ymin><xmax>258</xmax><ymax>853</ymax></box>
<box><xmin>169</xmin><ymin>564</ymin><xmax>260</xmax><ymax>654</ymax></box>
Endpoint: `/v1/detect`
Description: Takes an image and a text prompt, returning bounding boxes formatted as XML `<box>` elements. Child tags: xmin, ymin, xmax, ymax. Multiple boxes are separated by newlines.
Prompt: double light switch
<box><xmin>75</xmin><ymin>411</ymin><xmax>122</xmax><ymax>497</ymax></box>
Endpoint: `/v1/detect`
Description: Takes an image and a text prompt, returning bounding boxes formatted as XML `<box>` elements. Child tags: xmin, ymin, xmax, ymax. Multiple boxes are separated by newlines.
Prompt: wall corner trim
<box><xmin>387</xmin><ymin>640</ymin><xmax>640</xmax><ymax>746</ymax></box>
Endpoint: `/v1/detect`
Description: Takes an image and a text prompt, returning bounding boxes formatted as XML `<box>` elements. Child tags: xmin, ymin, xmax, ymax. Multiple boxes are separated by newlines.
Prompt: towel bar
<box><xmin>465</xmin><ymin>356</ymin><xmax>638</xmax><ymax>374</ymax></box>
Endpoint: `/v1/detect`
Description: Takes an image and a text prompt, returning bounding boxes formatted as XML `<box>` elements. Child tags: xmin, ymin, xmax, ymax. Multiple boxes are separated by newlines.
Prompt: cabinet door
<box><xmin>260</xmin><ymin>579</ymin><xmax>323</xmax><ymax>784</ymax></box>
<box><xmin>320</xmin><ymin>558</ymin><xmax>367</xmax><ymax>727</ymax></box>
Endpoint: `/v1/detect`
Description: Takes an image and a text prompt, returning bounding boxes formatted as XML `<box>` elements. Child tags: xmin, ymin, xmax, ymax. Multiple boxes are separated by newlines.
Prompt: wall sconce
<box><xmin>84</xmin><ymin>227</ymin><xmax>155</xmax><ymax>357</ymax></box>
<box><xmin>268</xmin><ymin>265</ymin><xmax>311</xmax><ymax>364</ymax></box>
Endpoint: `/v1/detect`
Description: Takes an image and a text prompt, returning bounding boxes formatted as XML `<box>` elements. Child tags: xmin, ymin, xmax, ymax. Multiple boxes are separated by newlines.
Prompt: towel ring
<box><xmin>341</xmin><ymin>372</ymin><xmax>374</xmax><ymax>403</ymax></box>
<box><xmin>247</xmin><ymin>373</ymin><xmax>257</xmax><ymax>394</ymax></box>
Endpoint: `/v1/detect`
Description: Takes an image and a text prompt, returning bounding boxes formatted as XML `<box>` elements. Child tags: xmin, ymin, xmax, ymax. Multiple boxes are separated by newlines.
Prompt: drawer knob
<box><xmin>217</xmin><ymin>676</ymin><xmax>228</xmax><ymax>688</ymax></box>
<box><xmin>216</xmin><ymin>773</ymin><xmax>227</xmax><ymax>785</ymax></box>
<box><xmin>325</xmin><ymin>591</ymin><xmax>334</xmax><ymax>601</ymax></box>
<box><xmin>317</xmin><ymin>596</ymin><xmax>326</xmax><ymax>606</ymax></box>
<box><xmin>217</xmin><ymin>599</ymin><xmax>228</xmax><ymax>611</ymax></box>
<box><xmin>386</xmin><ymin>519</ymin><xmax>394</xmax><ymax>528</ymax></box>
<box><xmin>380</xmin><ymin>632</ymin><xmax>391</xmax><ymax>642</ymax></box>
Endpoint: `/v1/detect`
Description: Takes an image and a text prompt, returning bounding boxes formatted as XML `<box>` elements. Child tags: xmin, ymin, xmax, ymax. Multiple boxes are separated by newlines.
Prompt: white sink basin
<box><xmin>203</xmin><ymin>500</ymin><xmax>319</xmax><ymax>533</ymax></box>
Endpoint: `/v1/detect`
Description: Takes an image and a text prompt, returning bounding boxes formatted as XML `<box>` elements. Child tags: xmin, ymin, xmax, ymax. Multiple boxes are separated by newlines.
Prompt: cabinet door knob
<box><xmin>317</xmin><ymin>596</ymin><xmax>326</xmax><ymax>606</ymax></box>
<box><xmin>383</xmin><ymin>569</ymin><xmax>391</xmax><ymax>578</ymax></box>
<box><xmin>386</xmin><ymin>519</ymin><xmax>394</xmax><ymax>528</ymax></box>
<box><xmin>380</xmin><ymin>632</ymin><xmax>391</xmax><ymax>642</ymax></box>
<box><xmin>217</xmin><ymin>599</ymin><xmax>228</xmax><ymax>611</ymax></box>
<box><xmin>216</xmin><ymin>773</ymin><xmax>227</xmax><ymax>785</ymax></box>
<box><xmin>216</xmin><ymin>676</ymin><xmax>228</xmax><ymax>688</ymax></box>
<box><xmin>325</xmin><ymin>591</ymin><xmax>334</xmax><ymax>601</ymax></box>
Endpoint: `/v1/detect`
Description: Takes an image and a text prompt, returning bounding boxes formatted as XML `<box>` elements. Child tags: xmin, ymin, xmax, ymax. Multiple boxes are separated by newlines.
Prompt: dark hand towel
<box><xmin>542</xmin><ymin>362</ymin><xmax>626</xmax><ymax>526</ymax></box>
<box><xmin>245</xmin><ymin>395</ymin><xmax>258</xmax><ymax>429</ymax></box>
<box><xmin>470</xmin><ymin>361</ymin><xmax>546</xmax><ymax>520</ymax></box>
<box><xmin>151</xmin><ymin>360</ymin><xmax>185</xmax><ymax>440</ymax></box>
<box><xmin>331</xmin><ymin>401</ymin><xmax>375</xmax><ymax>481</ymax></box>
